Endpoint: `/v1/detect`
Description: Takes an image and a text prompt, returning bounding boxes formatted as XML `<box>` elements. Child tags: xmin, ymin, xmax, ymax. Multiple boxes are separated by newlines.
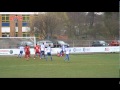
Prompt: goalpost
<box><xmin>0</xmin><ymin>37</ymin><xmax>36</xmax><ymax>49</ymax></box>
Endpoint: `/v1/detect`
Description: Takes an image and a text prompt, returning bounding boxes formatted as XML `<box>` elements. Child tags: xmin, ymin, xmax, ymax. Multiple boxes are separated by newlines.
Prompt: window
<box><xmin>99</xmin><ymin>41</ymin><xmax>105</xmax><ymax>44</ymax></box>
<box><xmin>23</xmin><ymin>32</ymin><xmax>30</xmax><ymax>37</ymax></box>
<box><xmin>58</xmin><ymin>41</ymin><xmax>65</xmax><ymax>44</ymax></box>
<box><xmin>2</xmin><ymin>17</ymin><xmax>5</xmax><ymax>20</ymax></box>
<box><xmin>2</xmin><ymin>33</ymin><xmax>10</xmax><ymax>37</ymax></box>
<box><xmin>22</xmin><ymin>15</ymin><xmax>30</xmax><ymax>22</ymax></box>
<box><xmin>15</xmin><ymin>32</ymin><xmax>18</xmax><ymax>37</ymax></box>
<box><xmin>2</xmin><ymin>14</ymin><xmax>9</xmax><ymax>22</ymax></box>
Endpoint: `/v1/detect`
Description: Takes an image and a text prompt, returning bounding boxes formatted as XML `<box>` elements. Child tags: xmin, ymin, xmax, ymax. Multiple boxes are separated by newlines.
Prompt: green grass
<box><xmin>0</xmin><ymin>53</ymin><xmax>119</xmax><ymax>78</ymax></box>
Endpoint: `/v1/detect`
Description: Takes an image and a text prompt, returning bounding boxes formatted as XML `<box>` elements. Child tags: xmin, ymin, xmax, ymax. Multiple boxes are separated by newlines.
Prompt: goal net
<box><xmin>0</xmin><ymin>37</ymin><xmax>36</xmax><ymax>49</ymax></box>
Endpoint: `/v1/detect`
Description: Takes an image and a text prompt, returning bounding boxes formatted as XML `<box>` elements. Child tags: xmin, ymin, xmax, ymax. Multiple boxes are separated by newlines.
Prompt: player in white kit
<box><xmin>45</xmin><ymin>44</ymin><xmax>52</xmax><ymax>61</ymax></box>
<box><xmin>64</xmin><ymin>45</ymin><xmax>70</xmax><ymax>61</ymax></box>
<box><xmin>17</xmin><ymin>45</ymin><xmax>24</xmax><ymax>58</ymax></box>
<box><xmin>40</xmin><ymin>43</ymin><xmax>45</xmax><ymax>59</ymax></box>
<box><xmin>60</xmin><ymin>44</ymin><xmax>65</xmax><ymax>56</ymax></box>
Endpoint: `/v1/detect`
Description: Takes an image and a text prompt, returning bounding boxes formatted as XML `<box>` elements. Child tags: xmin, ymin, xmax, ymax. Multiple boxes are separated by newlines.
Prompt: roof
<box><xmin>0</xmin><ymin>12</ymin><xmax>44</xmax><ymax>15</ymax></box>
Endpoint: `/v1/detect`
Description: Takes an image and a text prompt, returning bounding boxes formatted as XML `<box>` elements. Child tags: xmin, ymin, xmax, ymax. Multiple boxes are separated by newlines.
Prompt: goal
<box><xmin>0</xmin><ymin>37</ymin><xmax>36</xmax><ymax>49</ymax></box>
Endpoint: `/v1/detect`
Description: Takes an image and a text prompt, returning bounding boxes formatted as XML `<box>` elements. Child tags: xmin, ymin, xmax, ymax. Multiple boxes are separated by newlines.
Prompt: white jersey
<box><xmin>19</xmin><ymin>46</ymin><xmax>24</xmax><ymax>51</ymax></box>
<box><xmin>46</xmin><ymin>46</ymin><xmax>52</xmax><ymax>53</ymax></box>
<box><xmin>61</xmin><ymin>45</ymin><xmax>65</xmax><ymax>51</ymax></box>
<box><xmin>65</xmin><ymin>48</ymin><xmax>70</xmax><ymax>54</ymax></box>
<box><xmin>41</xmin><ymin>44</ymin><xmax>45</xmax><ymax>51</ymax></box>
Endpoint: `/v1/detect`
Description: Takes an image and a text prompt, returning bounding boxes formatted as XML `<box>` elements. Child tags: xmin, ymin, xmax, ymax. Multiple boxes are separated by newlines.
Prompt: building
<box><xmin>0</xmin><ymin>12</ymin><xmax>40</xmax><ymax>37</ymax></box>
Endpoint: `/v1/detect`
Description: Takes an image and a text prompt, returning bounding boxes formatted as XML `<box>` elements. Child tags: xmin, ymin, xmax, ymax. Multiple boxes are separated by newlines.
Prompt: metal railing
<box><xmin>0</xmin><ymin>39</ymin><xmax>119</xmax><ymax>49</ymax></box>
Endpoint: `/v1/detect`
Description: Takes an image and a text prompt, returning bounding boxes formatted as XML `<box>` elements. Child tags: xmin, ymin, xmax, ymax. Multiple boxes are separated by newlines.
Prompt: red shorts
<box><xmin>25</xmin><ymin>51</ymin><xmax>30</xmax><ymax>55</ymax></box>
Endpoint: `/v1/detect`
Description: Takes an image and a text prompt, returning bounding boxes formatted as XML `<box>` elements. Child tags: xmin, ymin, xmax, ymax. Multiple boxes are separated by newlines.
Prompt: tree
<box><xmin>66</xmin><ymin>12</ymin><xmax>86</xmax><ymax>39</ymax></box>
<box><xmin>103</xmin><ymin>12</ymin><xmax>119</xmax><ymax>39</ymax></box>
<box><xmin>29</xmin><ymin>12</ymin><xmax>119</xmax><ymax>40</ymax></box>
<box><xmin>29</xmin><ymin>13</ymin><xmax>60</xmax><ymax>39</ymax></box>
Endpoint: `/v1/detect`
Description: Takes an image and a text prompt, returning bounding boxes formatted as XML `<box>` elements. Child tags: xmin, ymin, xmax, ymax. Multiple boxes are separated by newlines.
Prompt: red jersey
<box><xmin>34</xmin><ymin>45</ymin><xmax>40</xmax><ymax>52</ymax></box>
<box><xmin>24</xmin><ymin>46</ymin><xmax>30</xmax><ymax>52</ymax></box>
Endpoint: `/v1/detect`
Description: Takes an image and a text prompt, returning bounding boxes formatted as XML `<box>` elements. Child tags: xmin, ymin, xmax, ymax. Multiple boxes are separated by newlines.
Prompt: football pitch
<box><xmin>0</xmin><ymin>53</ymin><xmax>119</xmax><ymax>78</ymax></box>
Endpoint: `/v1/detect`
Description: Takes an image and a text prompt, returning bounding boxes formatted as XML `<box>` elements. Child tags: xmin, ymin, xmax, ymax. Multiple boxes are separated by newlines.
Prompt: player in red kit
<box><xmin>34</xmin><ymin>43</ymin><xmax>41</xmax><ymax>59</ymax></box>
<box><xmin>24</xmin><ymin>45</ymin><xmax>30</xmax><ymax>60</ymax></box>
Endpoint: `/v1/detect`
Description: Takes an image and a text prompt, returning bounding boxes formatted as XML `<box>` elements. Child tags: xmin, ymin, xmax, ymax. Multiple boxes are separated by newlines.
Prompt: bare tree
<box><xmin>103</xmin><ymin>12</ymin><xmax>119</xmax><ymax>39</ymax></box>
<box><xmin>29</xmin><ymin>12</ymin><xmax>119</xmax><ymax>40</ymax></box>
<box><xmin>66</xmin><ymin>12</ymin><xmax>86</xmax><ymax>39</ymax></box>
<box><xmin>29</xmin><ymin>13</ymin><xmax>60</xmax><ymax>39</ymax></box>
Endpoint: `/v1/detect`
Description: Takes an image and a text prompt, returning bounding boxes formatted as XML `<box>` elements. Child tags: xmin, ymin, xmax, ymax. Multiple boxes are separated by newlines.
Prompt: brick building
<box><xmin>0</xmin><ymin>12</ymin><xmax>39</xmax><ymax>37</ymax></box>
